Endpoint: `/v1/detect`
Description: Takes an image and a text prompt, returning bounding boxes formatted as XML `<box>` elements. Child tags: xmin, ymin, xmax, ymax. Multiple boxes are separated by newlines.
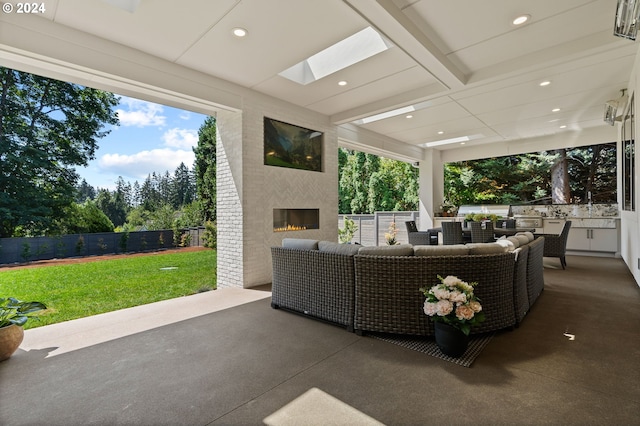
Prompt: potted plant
<box><xmin>420</xmin><ymin>275</ymin><xmax>485</xmax><ymax>357</ymax></box>
<box><xmin>0</xmin><ymin>297</ymin><xmax>47</xmax><ymax>361</ymax></box>
<box><xmin>384</xmin><ymin>221</ymin><xmax>399</xmax><ymax>245</ymax></box>
<box><xmin>338</xmin><ymin>217</ymin><xmax>358</xmax><ymax>243</ymax></box>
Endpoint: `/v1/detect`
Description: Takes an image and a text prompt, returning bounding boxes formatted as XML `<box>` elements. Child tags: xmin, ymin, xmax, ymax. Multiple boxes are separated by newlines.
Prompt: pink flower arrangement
<box><xmin>420</xmin><ymin>275</ymin><xmax>485</xmax><ymax>335</ymax></box>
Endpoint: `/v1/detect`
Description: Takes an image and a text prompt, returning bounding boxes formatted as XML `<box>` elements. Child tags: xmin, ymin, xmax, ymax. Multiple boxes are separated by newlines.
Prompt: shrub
<box><xmin>21</xmin><ymin>243</ymin><xmax>32</xmax><ymax>263</ymax></box>
<box><xmin>75</xmin><ymin>235</ymin><xmax>85</xmax><ymax>255</ymax></box>
<box><xmin>203</xmin><ymin>221</ymin><xmax>217</xmax><ymax>249</ymax></box>
<box><xmin>119</xmin><ymin>231</ymin><xmax>129</xmax><ymax>253</ymax></box>
<box><xmin>338</xmin><ymin>217</ymin><xmax>358</xmax><ymax>243</ymax></box>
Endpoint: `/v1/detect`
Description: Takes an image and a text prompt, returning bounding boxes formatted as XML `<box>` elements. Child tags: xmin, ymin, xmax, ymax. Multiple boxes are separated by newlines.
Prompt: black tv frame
<box><xmin>264</xmin><ymin>117</ymin><xmax>323</xmax><ymax>172</ymax></box>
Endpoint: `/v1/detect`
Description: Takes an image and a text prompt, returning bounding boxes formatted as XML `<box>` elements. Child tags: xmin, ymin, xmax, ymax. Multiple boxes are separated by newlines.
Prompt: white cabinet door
<box><xmin>590</xmin><ymin>228</ymin><xmax>618</xmax><ymax>252</ymax></box>
<box><xmin>567</xmin><ymin>228</ymin><xmax>590</xmax><ymax>251</ymax></box>
<box><xmin>567</xmin><ymin>228</ymin><xmax>618</xmax><ymax>252</ymax></box>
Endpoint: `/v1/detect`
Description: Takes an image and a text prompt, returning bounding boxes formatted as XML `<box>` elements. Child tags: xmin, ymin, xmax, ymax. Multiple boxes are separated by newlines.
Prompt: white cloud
<box><xmin>162</xmin><ymin>128</ymin><xmax>198</xmax><ymax>149</ymax></box>
<box><xmin>116</xmin><ymin>97</ymin><xmax>166</xmax><ymax>127</ymax></box>
<box><xmin>98</xmin><ymin>149</ymin><xmax>195</xmax><ymax>180</ymax></box>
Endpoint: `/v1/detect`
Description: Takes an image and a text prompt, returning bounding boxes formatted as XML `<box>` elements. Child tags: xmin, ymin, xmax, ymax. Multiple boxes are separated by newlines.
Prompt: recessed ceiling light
<box><xmin>232</xmin><ymin>28</ymin><xmax>247</xmax><ymax>37</ymax></box>
<box><xmin>460</xmin><ymin>142</ymin><xmax>466</xmax><ymax>145</ymax></box>
<box><xmin>338</xmin><ymin>80</ymin><xmax>348</xmax><ymax>86</ymax></box>
<box><xmin>406</xmin><ymin>115</ymin><xmax>413</xmax><ymax>119</ymax></box>
<box><xmin>560</xmin><ymin>125</ymin><xmax>567</xmax><ymax>129</ymax></box>
<box><xmin>552</xmin><ymin>108</ymin><xmax>561</xmax><ymax>112</ymax></box>
<box><xmin>539</xmin><ymin>81</ymin><xmax>551</xmax><ymax>87</ymax></box>
<box><xmin>437</xmin><ymin>131</ymin><xmax>444</xmax><ymax>135</ymax></box>
<box><xmin>512</xmin><ymin>15</ymin><xmax>530</xmax><ymax>26</ymax></box>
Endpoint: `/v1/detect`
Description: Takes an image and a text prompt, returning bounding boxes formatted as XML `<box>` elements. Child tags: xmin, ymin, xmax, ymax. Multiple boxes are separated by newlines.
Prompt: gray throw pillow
<box><xmin>506</xmin><ymin>236</ymin><xmax>521</xmax><ymax>248</ymax></box>
<box><xmin>515</xmin><ymin>234</ymin><xmax>530</xmax><ymax>246</ymax></box>
<box><xmin>466</xmin><ymin>242</ymin><xmax>508</xmax><ymax>254</ymax></box>
<box><xmin>516</xmin><ymin>231</ymin><xmax>535</xmax><ymax>242</ymax></box>
<box><xmin>495</xmin><ymin>238</ymin><xmax>516</xmax><ymax>252</ymax></box>
<box><xmin>282</xmin><ymin>238</ymin><xmax>319</xmax><ymax>250</ymax></box>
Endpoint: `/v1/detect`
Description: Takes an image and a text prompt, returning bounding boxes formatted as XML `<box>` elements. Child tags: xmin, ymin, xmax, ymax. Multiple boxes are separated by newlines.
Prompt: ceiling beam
<box><xmin>344</xmin><ymin>0</ymin><xmax>467</xmax><ymax>90</ymax></box>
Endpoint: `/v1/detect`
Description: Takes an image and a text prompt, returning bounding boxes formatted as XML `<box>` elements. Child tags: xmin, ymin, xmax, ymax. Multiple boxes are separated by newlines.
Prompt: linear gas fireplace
<box><xmin>273</xmin><ymin>208</ymin><xmax>319</xmax><ymax>232</ymax></box>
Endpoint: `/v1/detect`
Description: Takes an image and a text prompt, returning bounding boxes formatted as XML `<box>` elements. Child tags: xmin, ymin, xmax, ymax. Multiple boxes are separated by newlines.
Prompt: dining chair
<box><xmin>404</xmin><ymin>221</ymin><xmax>437</xmax><ymax>245</ymax></box>
<box><xmin>470</xmin><ymin>221</ymin><xmax>495</xmax><ymax>243</ymax></box>
<box><xmin>441</xmin><ymin>221</ymin><xmax>465</xmax><ymax>245</ymax></box>
<box><xmin>535</xmin><ymin>221</ymin><xmax>572</xmax><ymax>269</ymax></box>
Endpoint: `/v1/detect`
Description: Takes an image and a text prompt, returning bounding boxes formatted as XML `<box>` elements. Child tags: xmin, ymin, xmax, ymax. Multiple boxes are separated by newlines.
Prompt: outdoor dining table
<box><xmin>492</xmin><ymin>227</ymin><xmax>535</xmax><ymax>237</ymax></box>
<box><xmin>429</xmin><ymin>226</ymin><xmax>536</xmax><ymax>239</ymax></box>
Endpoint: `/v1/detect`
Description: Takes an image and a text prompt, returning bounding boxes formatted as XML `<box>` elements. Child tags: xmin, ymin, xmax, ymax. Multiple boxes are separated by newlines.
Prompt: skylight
<box><xmin>353</xmin><ymin>101</ymin><xmax>432</xmax><ymax>125</ymax></box>
<box><xmin>420</xmin><ymin>134</ymin><xmax>485</xmax><ymax>148</ymax></box>
<box><xmin>358</xmin><ymin>106</ymin><xmax>416</xmax><ymax>124</ymax></box>
<box><xmin>279</xmin><ymin>27</ymin><xmax>393</xmax><ymax>85</ymax></box>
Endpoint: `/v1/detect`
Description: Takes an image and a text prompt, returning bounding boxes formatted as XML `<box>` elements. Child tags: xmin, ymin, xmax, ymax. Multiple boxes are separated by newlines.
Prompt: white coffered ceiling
<box><xmin>0</xmin><ymin>0</ymin><xmax>636</xmax><ymax>154</ymax></box>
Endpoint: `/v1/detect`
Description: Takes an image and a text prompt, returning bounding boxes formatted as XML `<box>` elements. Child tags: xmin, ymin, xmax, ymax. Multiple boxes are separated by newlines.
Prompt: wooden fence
<box><xmin>338</xmin><ymin>211</ymin><xmax>420</xmax><ymax>246</ymax></box>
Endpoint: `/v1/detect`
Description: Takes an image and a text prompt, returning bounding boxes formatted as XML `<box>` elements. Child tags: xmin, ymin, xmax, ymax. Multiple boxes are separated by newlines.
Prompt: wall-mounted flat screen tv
<box><xmin>264</xmin><ymin>117</ymin><xmax>323</xmax><ymax>172</ymax></box>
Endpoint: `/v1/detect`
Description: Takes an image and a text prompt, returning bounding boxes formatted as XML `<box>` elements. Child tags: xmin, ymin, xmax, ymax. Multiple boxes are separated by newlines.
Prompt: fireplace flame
<box><xmin>274</xmin><ymin>224</ymin><xmax>308</xmax><ymax>232</ymax></box>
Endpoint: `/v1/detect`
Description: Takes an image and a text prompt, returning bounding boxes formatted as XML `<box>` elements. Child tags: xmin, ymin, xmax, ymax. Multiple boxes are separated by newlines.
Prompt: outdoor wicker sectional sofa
<box><xmin>270</xmin><ymin>234</ymin><xmax>545</xmax><ymax>336</ymax></box>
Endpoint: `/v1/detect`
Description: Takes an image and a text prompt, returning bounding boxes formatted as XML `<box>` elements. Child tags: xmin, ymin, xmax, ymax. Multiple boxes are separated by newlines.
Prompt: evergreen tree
<box><xmin>172</xmin><ymin>162</ymin><xmax>194</xmax><ymax>208</ymax></box>
<box><xmin>193</xmin><ymin>116</ymin><xmax>217</xmax><ymax>221</ymax></box>
<box><xmin>132</xmin><ymin>180</ymin><xmax>141</xmax><ymax>207</ymax></box>
<box><xmin>338</xmin><ymin>149</ymin><xmax>418</xmax><ymax>214</ymax></box>
<box><xmin>76</xmin><ymin>179</ymin><xmax>97</xmax><ymax>202</ymax></box>
<box><xmin>95</xmin><ymin>188</ymin><xmax>127</xmax><ymax>227</ymax></box>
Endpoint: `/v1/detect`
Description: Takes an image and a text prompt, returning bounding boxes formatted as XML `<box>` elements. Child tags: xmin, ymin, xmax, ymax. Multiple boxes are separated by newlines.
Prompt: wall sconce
<box><xmin>614</xmin><ymin>0</ymin><xmax>640</xmax><ymax>40</ymax></box>
<box><xmin>604</xmin><ymin>89</ymin><xmax>628</xmax><ymax>125</ymax></box>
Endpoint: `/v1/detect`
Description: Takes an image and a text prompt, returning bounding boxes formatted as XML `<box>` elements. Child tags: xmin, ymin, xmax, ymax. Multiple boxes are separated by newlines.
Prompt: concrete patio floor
<box><xmin>20</xmin><ymin>286</ymin><xmax>272</xmax><ymax>358</ymax></box>
<box><xmin>2</xmin><ymin>256</ymin><xmax>639</xmax><ymax>425</ymax></box>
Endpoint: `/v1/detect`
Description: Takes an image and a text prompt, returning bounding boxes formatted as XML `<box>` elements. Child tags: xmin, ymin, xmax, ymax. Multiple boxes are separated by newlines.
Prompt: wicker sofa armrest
<box><xmin>526</xmin><ymin>237</ymin><xmax>545</xmax><ymax>306</ymax></box>
<box><xmin>271</xmin><ymin>247</ymin><xmax>355</xmax><ymax>331</ymax></box>
<box><xmin>512</xmin><ymin>245</ymin><xmax>530</xmax><ymax>324</ymax></box>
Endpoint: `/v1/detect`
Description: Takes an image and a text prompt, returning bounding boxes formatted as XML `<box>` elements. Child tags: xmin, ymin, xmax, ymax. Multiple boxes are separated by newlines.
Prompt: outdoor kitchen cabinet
<box><xmin>542</xmin><ymin>218</ymin><xmax>565</xmax><ymax>234</ymax></box>
<box><xmin>566</xmin><ymin>218</ymin><xmax>619</xmax><ymax>254</ymax></box>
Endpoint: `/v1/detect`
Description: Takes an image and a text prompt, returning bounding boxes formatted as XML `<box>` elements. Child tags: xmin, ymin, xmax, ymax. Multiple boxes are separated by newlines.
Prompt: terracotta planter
<box><xmin>0</xmin><ymin>324</ymin><xmax>24</xmax><ymax>361</ymax></box>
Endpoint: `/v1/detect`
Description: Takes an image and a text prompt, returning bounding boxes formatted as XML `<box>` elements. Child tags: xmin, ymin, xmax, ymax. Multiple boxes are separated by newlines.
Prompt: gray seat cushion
<box><xmin>413</xmin><ymin>244</ymin><xmax>469</xmax><ymax>256</ymax></box>
<box><xmin>466</xmin><ymin>242</ymin><xmax>509</xmax><ymax>254</ymax></box>
<box><xmin>318</xmin><ymin>241</ymin><xmax>362</xmax><ymax>255</ymax></box>
<box><xmin>358</xmin><ymin>244</ymin><xmax>414</xmax><ymax>256</ymax></box>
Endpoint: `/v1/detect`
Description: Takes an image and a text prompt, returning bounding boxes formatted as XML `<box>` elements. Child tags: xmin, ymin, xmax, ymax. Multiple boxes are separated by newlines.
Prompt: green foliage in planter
<box><xmin>0</xmin><ymin>297</ymin><xmax>47</xmax><ymax>328</ymax></box>
<box><xmin>464</xmin><ymin>213</ymin><xmax>499</xmax><ymax>222</ymax></box>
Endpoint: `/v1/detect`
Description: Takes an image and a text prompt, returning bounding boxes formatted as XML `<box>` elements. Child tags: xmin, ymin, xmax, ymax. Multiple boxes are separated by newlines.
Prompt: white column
<box><xmin>418</xmin><ymin>148</ymin><xmax>444</xmax><ymax>230</ymax></box>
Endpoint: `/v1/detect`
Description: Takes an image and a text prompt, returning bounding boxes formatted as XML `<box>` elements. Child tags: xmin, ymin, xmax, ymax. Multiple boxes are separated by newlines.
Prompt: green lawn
<box><xmin>0</xmin><ymin>249</ymin><xmax>216</xmax><ymax>329</ymax></box>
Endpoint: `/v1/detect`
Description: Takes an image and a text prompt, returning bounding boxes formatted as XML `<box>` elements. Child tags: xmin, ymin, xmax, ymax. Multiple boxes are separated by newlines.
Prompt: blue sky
<box><xmin>79</xmin><ymin>95</ymin><xmax>210</xmax><ymax>190</ymax></box>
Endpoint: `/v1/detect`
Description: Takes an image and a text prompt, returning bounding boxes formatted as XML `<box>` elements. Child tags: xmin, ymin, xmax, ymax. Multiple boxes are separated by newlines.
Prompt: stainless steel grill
<box><xmin>513</xmin><ymin>215</ymin><xmax>543</xmax><ymax>232</ymax></box>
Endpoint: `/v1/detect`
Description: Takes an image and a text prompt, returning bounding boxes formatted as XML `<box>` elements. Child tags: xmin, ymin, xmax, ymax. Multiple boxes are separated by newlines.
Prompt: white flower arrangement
<box><xmin>420</xmin><ymin>275</ymin><xmax>485</xmax><ymax>335</ymax></box>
